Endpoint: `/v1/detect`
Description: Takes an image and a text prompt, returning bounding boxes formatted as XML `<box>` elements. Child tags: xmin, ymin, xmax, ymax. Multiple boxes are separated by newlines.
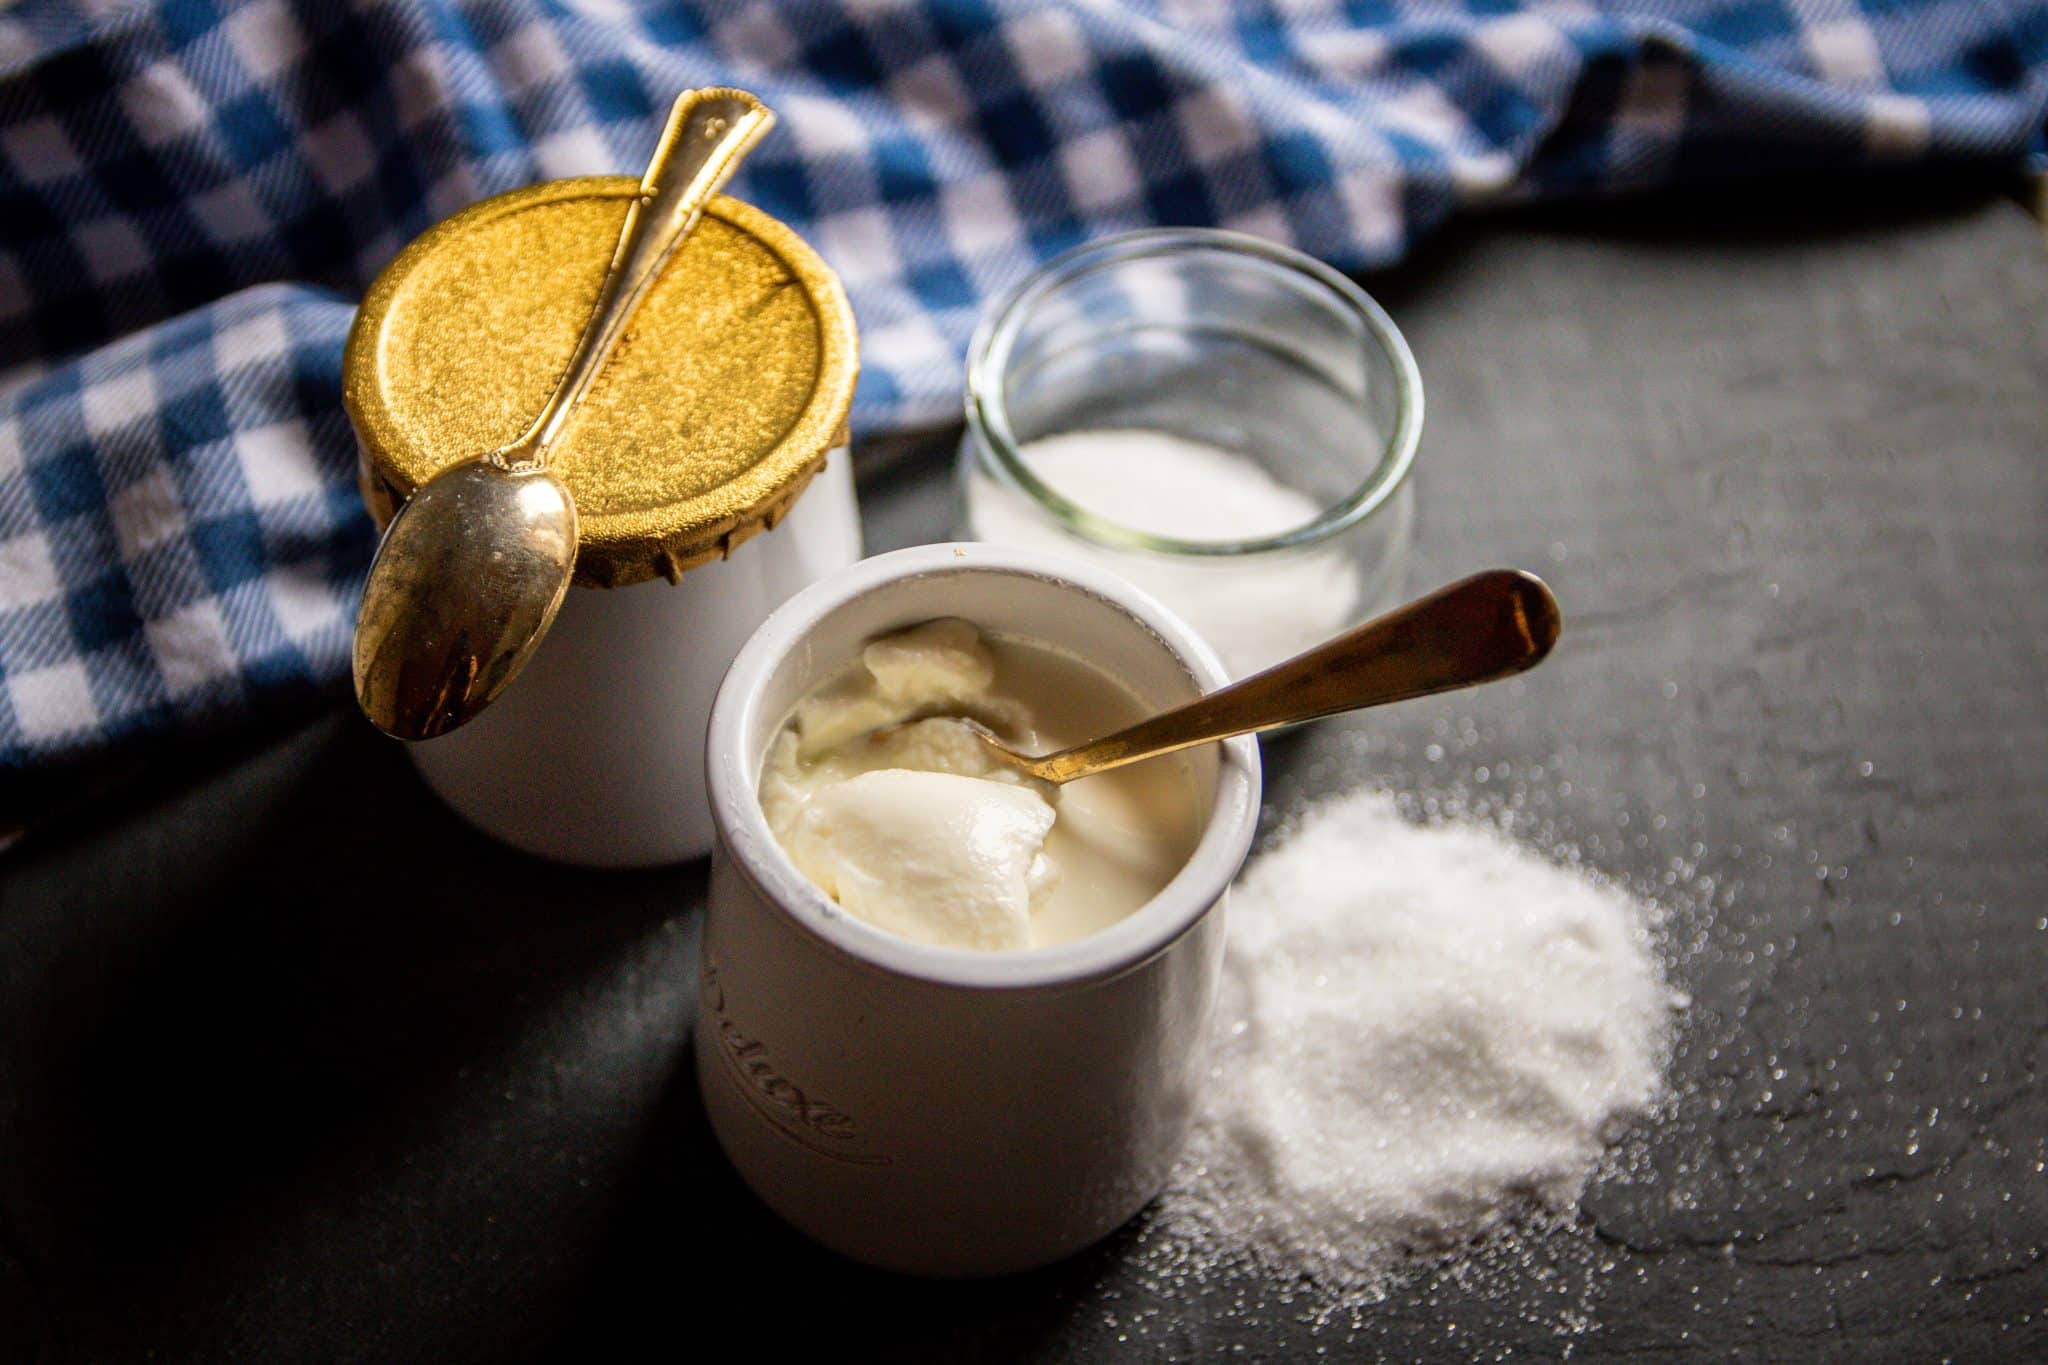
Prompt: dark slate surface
<box><xmin>2</xmin><ymin>180</ymin><xmax>2044</xmax><ymax>1362</ymax></box>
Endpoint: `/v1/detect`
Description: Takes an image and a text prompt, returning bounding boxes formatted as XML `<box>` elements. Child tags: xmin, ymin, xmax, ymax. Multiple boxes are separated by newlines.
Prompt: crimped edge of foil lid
<box><xmin>343</xmin><ymin>177</ymin><xmax>858</xmax><ymax>589</ymax></box>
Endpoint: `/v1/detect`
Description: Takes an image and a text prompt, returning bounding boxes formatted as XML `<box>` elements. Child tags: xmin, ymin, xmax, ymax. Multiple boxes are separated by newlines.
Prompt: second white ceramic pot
<box><xmin>408</xmin><ymin>454</ymin><xmax>861</xmax><ymax>868</ymax></box>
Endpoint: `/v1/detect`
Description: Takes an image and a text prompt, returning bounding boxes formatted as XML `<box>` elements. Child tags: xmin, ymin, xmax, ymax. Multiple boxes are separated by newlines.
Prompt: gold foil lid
<box><xmin>344</xmin><ymin>177</ymin><xmax>857</xmax><ymax>588</ymax></box>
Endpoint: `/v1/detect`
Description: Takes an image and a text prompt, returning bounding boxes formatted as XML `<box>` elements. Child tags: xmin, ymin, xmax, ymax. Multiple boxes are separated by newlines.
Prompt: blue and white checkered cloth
<box><xmin>2</xmin><ymin>0</ymin><xmax>2044</xmax><ymax>779</ymax></box>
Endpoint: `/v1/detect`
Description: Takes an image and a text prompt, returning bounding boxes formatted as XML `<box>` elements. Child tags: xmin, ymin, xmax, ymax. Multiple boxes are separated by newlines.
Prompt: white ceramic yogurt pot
<box><xmin>698</xmin><ymin>543</ymin><xmax>1261</xmax><ymax>1276</ymax></box>
<box><xmin>408</xmin><ymin>456</ymin><xmax>860</xmax><ymax>867</ymax></box>
<box><xmin>343</xmin><ymin>175</ymin><xmax>862</xmax><ymax>869</ymax></box>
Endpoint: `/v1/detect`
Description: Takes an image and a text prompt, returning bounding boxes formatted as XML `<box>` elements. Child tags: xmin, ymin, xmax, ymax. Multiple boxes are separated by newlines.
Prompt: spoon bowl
<box><xmin>352</xmin><ymin>462</ymin><xmax>577</xmax><ymax>741</ymax></box>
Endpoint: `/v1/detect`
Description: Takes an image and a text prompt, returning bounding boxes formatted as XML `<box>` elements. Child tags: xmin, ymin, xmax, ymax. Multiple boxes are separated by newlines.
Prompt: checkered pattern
<box><xmin>2</xmin><ymin>0</ymin><xmax>2044</xmax><ymax>774</ymax></box>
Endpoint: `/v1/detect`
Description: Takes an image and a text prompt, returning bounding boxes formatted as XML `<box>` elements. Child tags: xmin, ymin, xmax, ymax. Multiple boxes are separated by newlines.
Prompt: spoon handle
<box><xmin>506</xmin><ymin>88</ymin><xmax>775</xmax><ymax>467</ymax></box>
<box><xmin>1028</xmin><ymin>570</ymin><xmax>1562</xmax><ymax>784</ymax></box>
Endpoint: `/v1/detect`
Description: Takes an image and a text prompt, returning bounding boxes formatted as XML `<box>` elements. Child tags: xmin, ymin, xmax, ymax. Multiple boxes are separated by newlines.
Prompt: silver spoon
<box><xmin>352</xmin><ymin>88</ymin><xmax>775</xmax><ymax>741</ymax></box>
<box><xmin>921</xmin><ymin>570</ymin><xmax>1561</xmax><ymax>784</ymax></box>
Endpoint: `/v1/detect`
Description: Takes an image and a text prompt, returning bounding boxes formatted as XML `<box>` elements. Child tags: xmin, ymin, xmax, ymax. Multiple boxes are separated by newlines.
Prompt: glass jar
<box><xmin>960</xmin><ymin>229</ymin><xmax>1421</xmax><ymax>680</ymax></box>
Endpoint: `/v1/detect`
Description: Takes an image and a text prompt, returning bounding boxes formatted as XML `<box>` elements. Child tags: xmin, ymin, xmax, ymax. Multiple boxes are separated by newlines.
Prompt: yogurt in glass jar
<box><xmin>960</xmin><ymin>229</ymin><xmax>1422</xmax><ymax>680</ymax></box>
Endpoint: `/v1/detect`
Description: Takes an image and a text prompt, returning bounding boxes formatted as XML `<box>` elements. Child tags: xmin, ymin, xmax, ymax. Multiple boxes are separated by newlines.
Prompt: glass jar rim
<box><xmin>964</xmin><ymin>227</ymin><xmax>1423</xmax><ymax>558</ymax></box>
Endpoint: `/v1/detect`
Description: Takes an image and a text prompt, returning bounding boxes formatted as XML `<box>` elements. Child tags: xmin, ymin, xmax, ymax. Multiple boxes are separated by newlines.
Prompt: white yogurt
<box><xmin>760</xmin><ymin>618</ymin><xmax>1201</xmax><ymax>951</ymax></box>
<box><xmin>966</xmin><ymin>429</ymin><xmax>1368</xmax><ymax>678</ymax></box>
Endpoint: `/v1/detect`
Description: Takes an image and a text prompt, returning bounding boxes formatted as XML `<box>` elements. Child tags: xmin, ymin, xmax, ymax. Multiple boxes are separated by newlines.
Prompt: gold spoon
<box><xmin>352</xmin><ymin>88</ymin><xmax>775</xmax><ymax>741</ymax></box>
<box><xmin>930</xmin><ymin>569</ymin><xmax>1561</xmax><ymax>784</ymax></box>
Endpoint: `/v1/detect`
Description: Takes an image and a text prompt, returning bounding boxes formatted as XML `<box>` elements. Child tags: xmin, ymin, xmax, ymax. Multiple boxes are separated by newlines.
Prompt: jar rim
<box><xmin>706</xmin><ymin>543</ymin><xmax>1262</xmax><ymax>992</ymax></box>
<box><xmin>964</xmin><ymin>228</ymin><xmax>1423</xmax><ymax>558</ymax></box>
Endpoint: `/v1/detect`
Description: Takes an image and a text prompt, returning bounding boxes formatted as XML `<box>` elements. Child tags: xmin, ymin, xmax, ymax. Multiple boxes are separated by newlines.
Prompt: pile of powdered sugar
<box><xmin>1152</xmin><ymin>788</ymin><xmax>1680</xmax><ymax>1302</ymax></box>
